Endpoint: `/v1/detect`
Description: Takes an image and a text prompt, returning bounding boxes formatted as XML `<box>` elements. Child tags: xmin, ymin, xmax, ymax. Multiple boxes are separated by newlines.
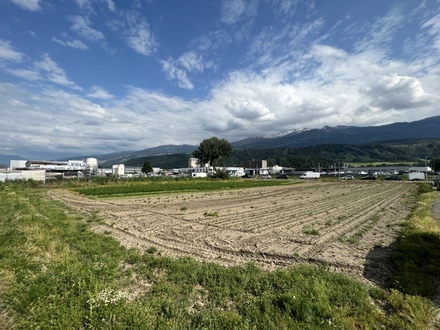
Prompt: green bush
<box><xmin>211</xmin><ymin>168</ymin><xmax>231</xmax><ymax>179</ymax></box>
<box><xmin>418</xmin><ymin>182</ymin><xmax>433</xmax><ymax>194</ymax></box>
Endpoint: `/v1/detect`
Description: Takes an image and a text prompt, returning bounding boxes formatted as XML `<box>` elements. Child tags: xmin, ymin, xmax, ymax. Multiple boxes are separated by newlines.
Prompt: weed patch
<box><xmin>204</xmin><ymin>211</ymin><xmax>218</xmax><ymax>217</ymax></box>
<box><xmin>303</xmin><ymin>228</ymin><xmax>320</xmax><ymax>235</ymax></box>
<box><xmin>72</xmin><ymin>178</ymin><xmax>297</xmax><ymax>198</ymax></box>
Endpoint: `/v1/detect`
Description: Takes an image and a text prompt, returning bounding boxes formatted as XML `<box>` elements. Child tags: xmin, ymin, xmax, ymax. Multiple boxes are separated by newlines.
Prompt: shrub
<box><xmin>418</xmin><ymin>182</ymin><xmax>433</xmax><ymax>194</ymax></box>
<box><xmin>211</xmin><ymin>168</ymin><xmax>231</xmax><ymax>180</ymax></box>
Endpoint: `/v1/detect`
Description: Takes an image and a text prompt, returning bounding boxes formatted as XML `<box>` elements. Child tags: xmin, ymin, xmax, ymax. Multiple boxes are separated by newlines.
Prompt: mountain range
<box><xmin>96</xmin><ymin>116</ymin><xmax>440</xmax><ymax>166</ymax></box>
<box><xmin>1</xmin><ymin>116</ymin><xmax>439</xmax><ymax>167</ymax></box>
<box><xmin>232</xmin><ymin>116</ymin><xmax>440</xmax><ymax>149</ymax></box>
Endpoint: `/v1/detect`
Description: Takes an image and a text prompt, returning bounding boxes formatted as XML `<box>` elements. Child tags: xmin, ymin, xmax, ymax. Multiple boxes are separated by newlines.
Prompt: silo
<box><xmin>86</xmin><ymin>158</ymin><xmax>98</xmax><ymax>168</ymax></box>
<box><xmin>85</xmin><ymin>158</ymin><xmax>98</xmax><ymax>177</ymax></box>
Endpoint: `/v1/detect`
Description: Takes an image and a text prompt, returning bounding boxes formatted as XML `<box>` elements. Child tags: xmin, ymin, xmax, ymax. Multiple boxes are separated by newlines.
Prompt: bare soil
<box><xmin>48</xmin><ymin>181</ymin><xmax>417</xmax><ymax>287</ymax></box>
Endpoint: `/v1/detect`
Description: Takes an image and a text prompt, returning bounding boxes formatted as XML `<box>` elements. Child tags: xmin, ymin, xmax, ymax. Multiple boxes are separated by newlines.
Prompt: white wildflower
<box><xmin>87</xmin><ymin>288</ymin><xmax>129</xmax><ymax>310</ymax></box>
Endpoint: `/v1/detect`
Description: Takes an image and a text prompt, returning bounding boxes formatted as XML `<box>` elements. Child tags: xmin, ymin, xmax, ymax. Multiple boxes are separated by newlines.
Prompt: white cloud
<box><xmin>52</xmin><ymin>37</ymin><xmax>89</xmax><ymax>50</ymax></box>
<box><xmin>6</xmin><ymin>68</ymin><xmax>41</xmax><ymax>80</ymax></box>
<box><xmin>69</xmin><ymin>16</ymin><xmax>105</xmax><ymax>42</ymax></box>
<box><xmin>158</xmin><ymin>51</ymin><xmax>215</xmax><ymax>90</ymax></box>
<box><xmin>4</xmin><ymin>54</ymin><xmax>80</xmax><ymax>88</ymax></box>
<box><xmin>0</xmin><ymin>83</ymin><xmax>203</xmax><ymax>157</ymax></box>
<box><xmin>119</xmin><ymin>10</ymin><xmax>158</xmax><ymax>56</ymax></box>
<box><xmin>353</xmin><ymin>6</ymin><xmax>405</xmax><ymax>54</ymax></box>
<box><xmin>272</xmin><ymin>0</ymin><xmax>297</xmax><ymax>17</ymax></box>
<box><xmin>192</xmin><ymin>36</ymin><xmax>439</xmax><ymax>139</ymax></box>
<box><xmin>178</xmin><ymin>51</ymin><xmax>206</xmax><ymax>73</ymax></box>
<box><xmin>87</xmin><ymin>86</ymin><xmax>113</xmax><ymax>99</ymax></box>
<box><xmin>360</xmin><ymin>74</ymin><xmax>429</xmax><ymax>110</ymax></box>
<box><xmin>191</xmin><ymin>30</ymin><xmax>231</xmax><ymax>53</ymax></box>
<box><xmin>271</xmin><ymin>0</ymin><xmax>315</xmax><ymax>21</ymax></box>
<box><xmin>0</xmin><ymin>39</ymin><xmax>24</xmax><ymax>62</ymax></box>
<box><xmin>226</xmin><ymin>99</ymin><xmax>275</xmax><ymax>121</ymax></box>
<box><xmin>220</xmin><ymin>0</ymin><xmax>247</xmax><ymax>25</ymax></box>
<box><xmin>160</xmin><ymin>59</ymin><xmax>194</xmax><ymax>90</ymax></box>
<box><xmin>103</xmin><ymin>0</ymin><xmax>115</xmax><ymax>12</ymax></box>
<box><xmin>75</xmin><ymin>0</ymin><xmax>89</xmax><ymax>7</ymax></box>
<box><xmin>220</xmin><ymin>0</ymin><xmax>258</xmax><ymax>41</ymax></box>
<box><xmin>33</xmin><ymin>54</ymin><xmax>81</xmax><ymax>89</ymax></box>
<box><xmin>422</xmin><ymin>13</ymin><xmax>440</xmax><ymax>53</ymax></box>
<box><xmin>9</xmin><ymin>0</ymin><xmax>41</xmax><ymax>11</ymax></box>
<box><xmin>75</xmin><ymin>0</ymin><xmax>115</xmax><ymax>12</ymax></box>
<box><xmin>247</xmin><ymin>18</ymin><xmax>325</xmax><ymax>66</ymax></box>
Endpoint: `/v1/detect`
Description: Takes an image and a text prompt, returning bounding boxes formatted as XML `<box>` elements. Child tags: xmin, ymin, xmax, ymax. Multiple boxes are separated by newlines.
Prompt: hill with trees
<box><xmin>119</xmin><ymin>138</ymin><xmax>440</xmax><ymax>171</ymax></box>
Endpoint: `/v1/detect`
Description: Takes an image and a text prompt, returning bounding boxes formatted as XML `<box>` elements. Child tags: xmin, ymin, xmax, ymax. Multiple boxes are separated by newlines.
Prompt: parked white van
<box><xmin>300</xmin><ymin>172</ymin><xmax>320</xmax><ymax>179</ymax></box>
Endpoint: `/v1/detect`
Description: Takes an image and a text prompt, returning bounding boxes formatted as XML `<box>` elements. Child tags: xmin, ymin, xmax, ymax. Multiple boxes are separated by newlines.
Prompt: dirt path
<box><xmin>47</xmin><ymin>181</ymin><xmax>417</xmax><ymax>287</ymax></box>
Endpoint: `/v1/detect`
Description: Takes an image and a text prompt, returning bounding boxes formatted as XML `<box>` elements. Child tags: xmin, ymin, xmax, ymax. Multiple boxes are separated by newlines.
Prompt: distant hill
<box><xmin>99</xmin><ymin>138</ymin><xmax>440</xmax><ymax>170</ymax></box>
<box><xmin>0</xmin><ymin>154</ymin><xmax>26</xmax><ymax>168</ymax></box>
<box><xmin>88</xmin><ymin>145</ymin><xmax>198</xmax><ymax>167</ymax></box>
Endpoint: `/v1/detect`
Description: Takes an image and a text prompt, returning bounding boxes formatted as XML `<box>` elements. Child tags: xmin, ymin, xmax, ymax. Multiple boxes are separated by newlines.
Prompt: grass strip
<box><xmin>0</xmin><ymin>181</ymin><xmax>438</xmax><ymax>329</ymax></box>
<box><xmin>72</xmin><ymin>177</ymin><xmax>297</xmax><ymax>198</ymax></box>
<box><xmin>391</xmin><ymin>183</ymin><xmax>440</xmax><ymax>299</ymax></box>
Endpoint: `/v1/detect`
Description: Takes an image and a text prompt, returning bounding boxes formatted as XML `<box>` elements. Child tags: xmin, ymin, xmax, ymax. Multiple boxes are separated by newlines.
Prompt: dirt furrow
<box><xmin>48</xmin><ymin>182</ymin><xmax>417</xmax><ymax>284</ymax></box>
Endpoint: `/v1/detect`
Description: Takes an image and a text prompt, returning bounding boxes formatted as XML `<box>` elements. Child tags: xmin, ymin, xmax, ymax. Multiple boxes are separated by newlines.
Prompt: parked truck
<box><xmin>300</xmin><ymin>172</ymin><xmax>320</xmax><ymax>179</ymax></box>
<box><xmin>408</xmin><ymin>172</ymin><xmax>425</xmax><ymax>181</ymax></box>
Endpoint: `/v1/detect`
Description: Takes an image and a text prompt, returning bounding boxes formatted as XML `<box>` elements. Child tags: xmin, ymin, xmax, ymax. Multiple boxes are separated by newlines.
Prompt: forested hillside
<box><xmin>119</xmin><ymin>139</ymin><xmax>440</xmax><ymax>170</ymax></box>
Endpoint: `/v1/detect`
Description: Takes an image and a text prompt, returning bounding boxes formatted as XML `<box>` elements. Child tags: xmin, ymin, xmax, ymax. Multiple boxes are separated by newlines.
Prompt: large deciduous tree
<box><xmin>141</xmin><ymin>161</ymin><xmax>153</xmax><ymax>174</ymax></box>
<box><xmin>193</xmin><ymin>137</ymin><xmax>233</xmax><ymax>167</ymax></box>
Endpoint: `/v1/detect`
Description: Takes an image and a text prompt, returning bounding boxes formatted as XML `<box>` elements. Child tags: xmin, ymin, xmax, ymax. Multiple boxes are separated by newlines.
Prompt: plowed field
<box><xmin>49</xmin><ymin>181</ymin><xmax>416</xmax><ymax>286</ymax></box>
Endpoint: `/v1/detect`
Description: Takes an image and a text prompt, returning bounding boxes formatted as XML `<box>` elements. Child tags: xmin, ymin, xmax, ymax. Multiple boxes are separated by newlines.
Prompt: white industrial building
<box><xmin>188</xmin><ymin>158</ymin><xmax>198</xmax><ymax>167</ymax></box>
<box><xmin>0</xmin><ymin>169</ymin><xmax>46</xmax><ymax>183</ymax></box>
<box><xmin>9</xmin><ymin>160</ymin><xmax>27</xmax><ymax>169</ymax></box>
<box><xmin>16</xmin><ymin>158</ymin><xmax>98</xmax><ymax>172</ymax></box>
<box><xmin>112</xmin><ymin>164</ymin><xmax>125</xmax><ymax>176</ymax></box>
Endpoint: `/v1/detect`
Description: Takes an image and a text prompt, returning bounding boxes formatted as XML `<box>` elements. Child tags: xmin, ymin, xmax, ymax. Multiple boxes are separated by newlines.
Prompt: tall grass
<box><xmin>0</xmin><ymin>181</ymin><xmax>438</xmax><ymax>329</ymax></box>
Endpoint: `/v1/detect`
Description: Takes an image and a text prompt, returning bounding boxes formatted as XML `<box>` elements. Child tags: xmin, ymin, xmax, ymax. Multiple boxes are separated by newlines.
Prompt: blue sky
<box><xmin>1</xmin><ymin>0</ymin><xmax>439</xmax><ymax>159</ymax></box>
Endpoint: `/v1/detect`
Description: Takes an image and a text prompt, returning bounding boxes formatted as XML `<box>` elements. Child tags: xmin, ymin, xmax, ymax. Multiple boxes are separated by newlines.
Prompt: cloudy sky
<box><xmin>1</xmin><ymin>0</ymin><xmax>439</xmax><ymax>159</ymax></box>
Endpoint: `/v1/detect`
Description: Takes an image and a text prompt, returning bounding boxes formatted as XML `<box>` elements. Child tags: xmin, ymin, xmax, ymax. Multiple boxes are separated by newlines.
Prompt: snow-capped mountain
<box><xmin>264</xmin><ymin>128</ymin><xmax>312</xmax><ymax>139</ymax></box>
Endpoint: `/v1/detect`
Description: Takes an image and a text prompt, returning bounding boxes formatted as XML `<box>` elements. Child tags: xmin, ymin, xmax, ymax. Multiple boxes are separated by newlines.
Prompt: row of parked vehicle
<box><xmin>259</xmin><ymin>174</ymin><xmax>440</xmax><ymax>187</ymax></box>
<box><xmin>340</xmin><ymin>174</ymin><xmax>401</xmax><ymax>180</ymax></box>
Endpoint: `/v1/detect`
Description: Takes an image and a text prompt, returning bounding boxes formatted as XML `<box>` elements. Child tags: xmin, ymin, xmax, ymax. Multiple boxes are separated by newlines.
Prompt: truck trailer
<box><xmin>408</xmin><ymin>172</ymin><xmax>425</xmax><ymax>181</ymax></box>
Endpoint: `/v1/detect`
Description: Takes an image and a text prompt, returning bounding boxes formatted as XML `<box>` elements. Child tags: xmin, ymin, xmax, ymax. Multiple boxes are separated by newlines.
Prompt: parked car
<box><xmin>341</xmin><ymin>175</ymin><xmax>354</xmax><ymax>180</ymax></box>
<box><xmin>276</xmin><ymin>173</ymin><xmax>289</xmax><ymax>179</ymax></box>
<box><xmin>384</xmin><ymin>175</ymin><xmax>401</xmax><ymax>181</ymax></box>
<box><xmin>362</xmin><ymin>175</ymin><xmax>377</xmax><ymax>180</ymax></box>
<box><xmin>261</xmin><ymin>175</ymin><xmax>271</xmax><ymax>179</ymax></box>
<box><xmin>434</xmin><ymin>177</ymin><xmax>440</xmax><ymax>191</ymax></box>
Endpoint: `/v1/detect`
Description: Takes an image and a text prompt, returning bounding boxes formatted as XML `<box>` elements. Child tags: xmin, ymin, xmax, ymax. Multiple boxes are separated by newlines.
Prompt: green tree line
<box><xmin>123</xmin><ymin>139</ymin><xmax>440</xmax><ymax>171</ymax></box>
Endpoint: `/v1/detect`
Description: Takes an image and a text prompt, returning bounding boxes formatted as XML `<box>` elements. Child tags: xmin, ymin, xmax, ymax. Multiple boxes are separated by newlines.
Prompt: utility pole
<box><xmin>256</xmin><ymin>159</ymin><xmax>258</xmax><ymax>180</ymax></box>
<box><xmin>338</xmin><ymin>161</ymin><xmax>341</xmax><ymax>180</ymax></box>
<box><xmin>425</xmin><ymin>156</ymin><xmax>428</xmax><ymax>182</ymax></box>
